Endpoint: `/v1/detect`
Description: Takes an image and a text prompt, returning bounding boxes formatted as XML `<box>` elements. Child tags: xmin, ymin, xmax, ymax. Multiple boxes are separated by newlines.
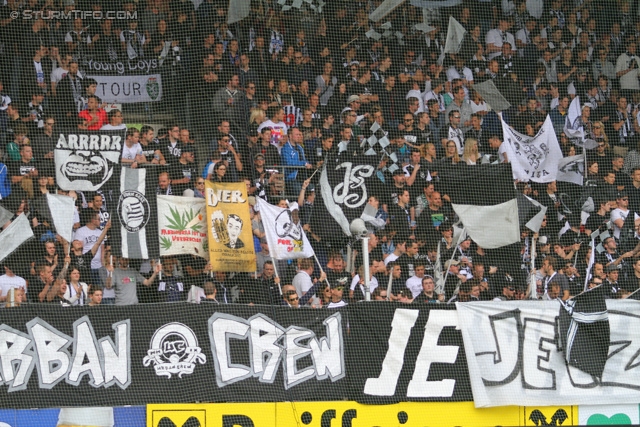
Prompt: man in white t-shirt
<box><xmin>405</xmin><ymin>263</ymin><xmax>427</xmax><ymax>298</ymax></box>
<box><xmin>0</xmin><ymin>266</ymin><xmax>26</xmax><ymax>302</ymax></box>
<box><xmin>121</xmin><ymin>128</ymin><xmax>144</xmax><ymax>167</ymax></box>
<box><xmin>100</xmin><ymin>109</ymin><xmax>127</xmax><ymax>130</ymax></box>
<box><xmin>488</xmin><ymin>134</ymin><xmax>509</xmax><ymax>163</ymax></box>
<box><xmin>257</xmin><ymin>106</ymin><xmax>288</xmax><ymax>148</ymax></box>
<box><xmin>611</xmin><ymin>191</ymin><xmax>633</xmax><ymax>240</ymax></box>
<box><xmin>485</xmin><ymin>17</ymin><xmax>516</xmax><ymax>60</ymax></box>
<box><xmin>74</xmin><ymin>211</ymin><xmax>104</xmax><ymax>286</ymax></box>
<box><xmin>50</xmin><ymin>52</ymin><xmax>74</xmax><ymax>96</ymax></box>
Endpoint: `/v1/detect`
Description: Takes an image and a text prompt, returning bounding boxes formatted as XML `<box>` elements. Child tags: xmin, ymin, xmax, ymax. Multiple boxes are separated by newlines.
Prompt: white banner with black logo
<box><xmin>457</xmin><ymin>300</ymin><xmax>640</xmax><ymax>408</ymax></box>
<box><xmin>54</xmin><ymin>130</ymin><xmax>126</xmax><ymax>192</ymax></box>
<box><xmin>256</xmin><ymin>198</ymin><xmax>315</xmax><ymax>259</ymax></box>
<box><xmin>500</xmin><ymin>115</ymin><xmax>563</xmax><ymax>183</ymax></box>
<box><xmin>89</xmin><ymin>74</ymin><xmax>162</xmax><ymax>103</ymax></box>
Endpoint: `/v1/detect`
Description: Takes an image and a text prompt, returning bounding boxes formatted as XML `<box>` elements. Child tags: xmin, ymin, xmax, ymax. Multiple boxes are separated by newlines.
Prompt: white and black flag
<box><xmin>110</xmin><ymin>167</ymin><xmax>159</xmax><ymax>259</ymax></box>
<box><xmin>501</xmin><ymin>115</ymin><xmax>563</xmax><ymax>183</ymax></box>
<box><xmin>444</xmin><ymin>164</ymin><xmax>521</xmax><ymax>249</ymax></box>
<box><xmin>55</xmin><ymin>130</ymin><xmax>126</xmax><ymax>192</ymax></box>
<box><xmin>558</xmin><ymin>285</ymin><xmax>610</xmax><ymax>380</ymax></box>
<box><xmin>557</xmin><ymin>154</ymin><xmax>585</xmax><ymax>186</ymax></box>
<box><xmin>316</xmin><ymin>151</ymin><xmax>377</xmax><ymax>238</ymax></box>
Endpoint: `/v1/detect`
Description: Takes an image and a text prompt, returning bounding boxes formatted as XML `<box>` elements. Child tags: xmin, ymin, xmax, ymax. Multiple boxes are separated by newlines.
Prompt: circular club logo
<box><xmin>143</xmin><ymin>322</ymin><xmax>206</xmax><ymax>378</ymax></box>
<box><xmin>117</xmin><ymin>190</ymin><xmax>150</xmax><ymax>232</ymax></box>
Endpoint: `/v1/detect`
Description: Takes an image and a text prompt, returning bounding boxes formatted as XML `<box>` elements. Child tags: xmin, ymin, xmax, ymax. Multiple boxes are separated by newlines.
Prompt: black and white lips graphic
<box><xmin>59</xmin><ymin>151</ymin><xmax>114</xmax><ymax>191</ymax></box>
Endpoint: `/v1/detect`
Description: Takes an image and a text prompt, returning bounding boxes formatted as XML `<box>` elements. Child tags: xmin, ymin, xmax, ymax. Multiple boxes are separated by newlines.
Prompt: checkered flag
<box><xmin>362</xmin><ymin>122</ymin><xmax>401</xmax><ymax>175</ymax></box>
<box><xmin>277</xmin><ymin>0</ymin><xmax>325</xmax><ymax>13</ymax></box>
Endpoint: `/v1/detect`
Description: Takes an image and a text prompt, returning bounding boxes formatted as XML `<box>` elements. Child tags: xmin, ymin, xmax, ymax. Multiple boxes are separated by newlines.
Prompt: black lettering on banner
<box><xmin>222</xmin><ymin>415</ymin><xmax>254</xmax><ymax>427</ymax></box>
<box><xmin>528</xmin><ymin>408</ymin><xmax>569</xmax><ymax>426</ymax></box>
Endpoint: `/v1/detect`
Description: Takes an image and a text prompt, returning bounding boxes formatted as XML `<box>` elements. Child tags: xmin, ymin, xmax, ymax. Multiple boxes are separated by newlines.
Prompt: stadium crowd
<box><xmin>0</xmin><ymin>0</ymin><xmax>639</xmax><ymax>307</ymax></box>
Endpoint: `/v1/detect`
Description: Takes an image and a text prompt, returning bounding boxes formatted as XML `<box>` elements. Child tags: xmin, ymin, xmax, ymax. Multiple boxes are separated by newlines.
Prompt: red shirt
<box><xmin>78</xmin><ymin>109</ymin><xmax>108</xmax><ymax>130</ymax></box>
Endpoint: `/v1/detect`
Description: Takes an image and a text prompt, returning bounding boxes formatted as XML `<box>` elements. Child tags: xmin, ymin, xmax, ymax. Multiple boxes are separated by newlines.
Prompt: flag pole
<box><xmin>443</xmin><ymin>226</ymin><xmax>467</xmax><ymax>297</ymax></box>
<box><xmin>625</xmin><ymin>286</ymin><xmax>640</xmax><ymax>299</ymax></box>
<box><xmin>386</xmin><ymin>268</ymin><xmax>393</xmax><ymax>301</ymax></box>
<box><xmin>568</xmin><ymin>283</ymin><xmax>602</xmax><ymax>300</ymax></box>
<box><xmin>527</xmin><ymin>236</ymin><xmax>537</xmax><ymax>299</ymax></box>
<box><xmin>312</xmin><ymin>253</ymin><xmax>331</xmax><ymax>288</ymax></box>
<box><xmin>583</xmin><ymin>237</ymin><xmax>596</xmax><ymax>291</ymax></box>
<box><xmin>271</xmin><ymin>257</ymin><xmax>283</xmax><ymax>295</ymax></box>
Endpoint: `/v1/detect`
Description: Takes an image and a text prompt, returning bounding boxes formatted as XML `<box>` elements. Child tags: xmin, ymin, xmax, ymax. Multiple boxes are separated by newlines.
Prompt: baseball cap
<box><xmin>347</xmin><ymin>95</ymin><xmax>361</xmax><ymax>104</ymax></box>
<box><xmin>254</xmin><ymin>153</ymin><xmax>265</xmax><ymax>160</ymax></box>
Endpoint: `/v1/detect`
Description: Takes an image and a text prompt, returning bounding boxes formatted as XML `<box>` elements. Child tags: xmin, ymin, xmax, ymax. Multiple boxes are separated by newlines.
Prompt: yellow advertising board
<box><xmin>204</xmin><ymin>181</ymin><xmax>256</xmax><ymax>272</ymax></box>
<box><xmin>149</xmin><ymin>402</ymin><xmax>576</xmax><ymax>426</ymax></box>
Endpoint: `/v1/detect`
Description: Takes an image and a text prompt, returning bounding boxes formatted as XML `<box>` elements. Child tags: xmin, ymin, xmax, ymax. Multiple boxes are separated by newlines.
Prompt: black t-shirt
<box><xmin>381</xmin><ymin>183</ymin><xmax>407</xmax><ymax>208</ymax></box>
<box><xmin>160</xmin><ymin>140</ymin><xmax>184</xmax><ymax>165</ymax></box>
<box><xmin>168</xmin><ymin>161</ymin><xmax>197</xmax><ymax>195</ymax></box>
<box><xmin>8</xmin><ymin>160</ymin><xmax>38</xmax><ymax>179</ymax></box>
<box><xmin>70</xmin><ymin>251</ymin><xmax>95</xmax><ymax>283</ymax></box>
<box><xmin>584</xmin><ymin>212</ymin><xmax>609</xmax><ymax>234</ymax></box>
<box><xmin>389</xmin><ymin>203</ymin><xmax>411</xmax><ymax>238</ymax></box>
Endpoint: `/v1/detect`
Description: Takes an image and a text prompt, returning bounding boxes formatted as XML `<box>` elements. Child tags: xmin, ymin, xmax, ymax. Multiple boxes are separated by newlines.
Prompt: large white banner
<box><xmin>256</xmin><ymin>198</ymin><xmax>315</xmax><ymax>260</ymax></box>
<box><xmin>89</xmin><ymin>74</ymin><xmax>162</xmax><ymax>103</ymax></box>
<box><xmin>501</xmin><ymin>115</ymin><xmax>563</xmax><ymax>183</ymax></box>
<box><xmin>456</xmin><ymin>300</ymin><xmax>640</xmax><ymax>408</ymax></box>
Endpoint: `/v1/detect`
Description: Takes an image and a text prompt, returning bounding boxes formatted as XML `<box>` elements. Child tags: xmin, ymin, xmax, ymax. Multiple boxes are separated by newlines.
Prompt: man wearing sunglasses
<box><xmin>284</xmin><ymin>290</ymin><xmax>300</xmax><ymax>308</ymax></box>
<box><xmin>326</xmin><ymin>280</ymin><xmax>347</xmax><ymax>308</ymax></box>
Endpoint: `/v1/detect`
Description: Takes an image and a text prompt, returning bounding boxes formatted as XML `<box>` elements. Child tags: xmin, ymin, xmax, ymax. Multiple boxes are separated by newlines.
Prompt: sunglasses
<box><xmin>508</xmin><ymin>287</ymin><xmax>516</xmax><ymax>291</ymax></box>
<box><xmin>334</xmin><ymin>286</ymin><xmax>344</xmax><ymax>291</ymax></box>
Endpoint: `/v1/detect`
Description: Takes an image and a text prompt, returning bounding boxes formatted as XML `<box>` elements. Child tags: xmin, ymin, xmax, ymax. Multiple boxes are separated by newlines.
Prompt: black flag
<box><xmin>559</xmin><ymin>285</ymin><xmax>610</xmax><ymax>379</ymax></box>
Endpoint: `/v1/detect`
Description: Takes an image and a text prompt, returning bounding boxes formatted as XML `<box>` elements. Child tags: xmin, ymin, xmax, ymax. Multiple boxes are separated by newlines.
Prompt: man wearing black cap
<box><xmin>169</xmin><ymin>146</ymin><xmax>197</xmax><ymax>195</ymax></box>
<box><xmin>493</xmin><ymin>274</ymin><xmax>517</xmax><ymax>301</ymax></box>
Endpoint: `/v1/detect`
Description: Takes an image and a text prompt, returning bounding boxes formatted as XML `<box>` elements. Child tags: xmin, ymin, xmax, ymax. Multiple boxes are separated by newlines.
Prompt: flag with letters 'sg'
<box><xmin>110</xmin><ymin>167</ymin><xmax>159</xmax><ymax>259</ymax></box>
<box><xmin>442</xmin><ymin>164</ymin><xmax>520</xmax><ymax>249</ymax></box>
<box><xmin>205</xmin><ymin>181</ymin><xmax>256</xmax><ymax>272</ymax></box>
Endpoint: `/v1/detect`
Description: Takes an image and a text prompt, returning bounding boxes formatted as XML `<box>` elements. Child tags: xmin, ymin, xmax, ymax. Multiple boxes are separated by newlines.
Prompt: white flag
<box><xmin>564</xmin><ymin>97</ymin><xmax>598</xmax><ymax>149</ymax></box>
<box><xmin>0</xmin><ymin>214</ymin><xmax>33</xmax><ymax>263</ymax></box>
<box><xmin>256</xmin><ymin>198</ymin><xmax>315</xmax><ymax>260</ymax></box>
<box><xmin>564</xmin><ymin>96</ymin><xmax>584</xmax><ymax>140</ymax></box>
<box><xmin>227</xmin><ymin>0</ymin><xmax>250</xmax><ymax>24</ymax></box>
<box><xmin>46</xmin><ymin>194</ymin><xmax>76</xmax><ymax>244</ymax></box>
<box><xmin>501</xmin><ymin>115</ymin><xmax>563</xmax><ymax>183</ymax></box>
<box><xmin>158</xmin><ymin>195</ymin><xmax>208</xmax><ymax>259</ymax></box>
<box><xmin>443</xmin><ymin>16</ymin><xmax>467</xmax><ymax>54</ymax></box>
<box><xmin>557</xmin><ymin>154</ymin><xmax>585</xmax><ymax>186</ymax></box>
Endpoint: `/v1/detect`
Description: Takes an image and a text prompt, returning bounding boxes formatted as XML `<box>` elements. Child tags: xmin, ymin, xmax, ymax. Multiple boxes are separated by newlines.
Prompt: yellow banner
<box><xmin>205</xmin><ymin>181</ymin><xmax>256</xmax><ymax>272</ymax></box>
<box><xmin>147</xmin><ymin>402</ymin><xmax>580</xmax><ymax>426</ymax></box>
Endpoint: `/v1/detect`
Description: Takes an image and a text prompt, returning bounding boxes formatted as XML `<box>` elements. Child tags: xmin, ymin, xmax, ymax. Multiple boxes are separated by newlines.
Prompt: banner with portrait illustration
<box><xmin>158</xmin><ymin>195</ymin><xmax>208</xmax><ymax>259</ymax></box>
<box><xmin>54</xmin><ymin>130</ymin><xmax>126</xmax><ymax>192</ymax></box>
<box><xmin>205</xmin><ymin>181</ymin><xmax>256</xmax><ymax>272</ymax></box>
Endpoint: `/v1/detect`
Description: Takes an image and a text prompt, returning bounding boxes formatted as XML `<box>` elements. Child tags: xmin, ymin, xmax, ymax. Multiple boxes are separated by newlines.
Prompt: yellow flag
<box><xmin>205</xmin><ymin>181</ymin><xmax>256</xmax><ymax>272</ymax></box>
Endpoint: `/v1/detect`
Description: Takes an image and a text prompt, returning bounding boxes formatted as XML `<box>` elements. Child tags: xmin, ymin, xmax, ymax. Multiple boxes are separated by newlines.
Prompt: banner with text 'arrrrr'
<box><xmin>54</xmin><ymin>130</ymin><xmax>126</xmax><ymax>192</ymax></box>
